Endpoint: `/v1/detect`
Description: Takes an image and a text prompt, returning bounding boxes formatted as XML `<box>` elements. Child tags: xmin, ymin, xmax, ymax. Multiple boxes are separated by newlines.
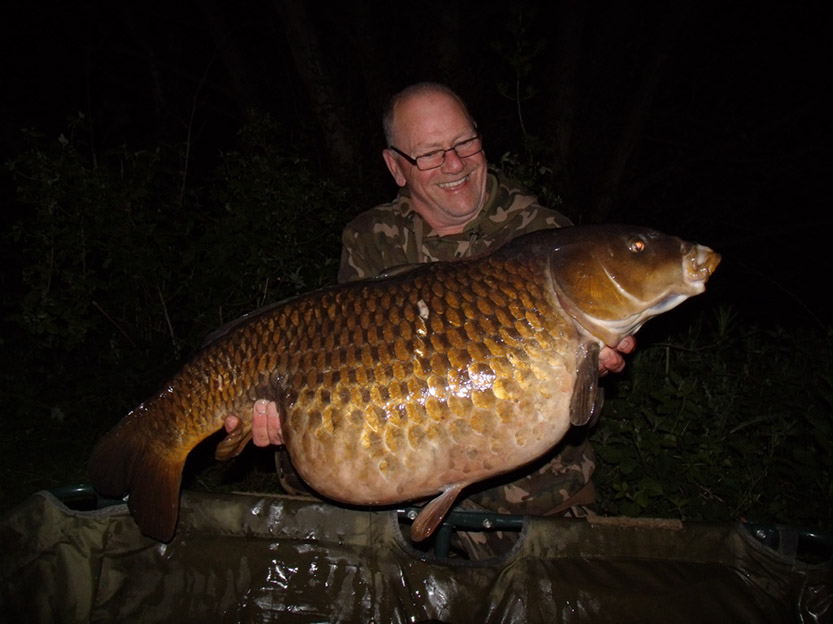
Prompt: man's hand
<box><xmin>599</xmin><ymin>336</ymin><xmax>636</xmax><ymax>375</ymax></box>
<box><xmin>224</xmin><ymin>399</ymin><xmax>283</xmax><ymax>448</ymax></box>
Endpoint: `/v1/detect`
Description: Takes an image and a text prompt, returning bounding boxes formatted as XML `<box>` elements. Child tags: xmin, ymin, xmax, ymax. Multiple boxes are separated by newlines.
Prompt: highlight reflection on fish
<box><xmin>89</xmin><ymin>225</ymin><xmax>720</xmax><ymax>542</ymax></box>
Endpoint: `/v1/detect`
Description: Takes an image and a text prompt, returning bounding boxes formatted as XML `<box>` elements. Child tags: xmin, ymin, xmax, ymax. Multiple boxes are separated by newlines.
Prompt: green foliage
<box><xmin>592</xmin><ymin>307</ymin><xmax>833</xmax><ymax>531</ymax></box>
<box><xmin>1</xmin><ymin>112</ymin><xmax>351</xmax><ymax>510</ymax></box>
<box><xmin>7</xmin><ymin>116</ymin><xmax>169</xmax><ymax>351</ymax></box>
<box><xmin>495</xmin><ymin>153</ymin><xmax>564</xmax><ymax>213</ymax></box>
<box><xmin>5</xmin><ymin>111</ymin><xmax>346</xmax><ymax>363</ymax></box>
<box><xmin>4</xmin><ymin>114</ymin><xmax>190</xmax><ymax>430</ymax></box>
<box><xmin>188</xmin><ymin>113</ymin><xmax>347</xmax><ymax>342</ymax></box>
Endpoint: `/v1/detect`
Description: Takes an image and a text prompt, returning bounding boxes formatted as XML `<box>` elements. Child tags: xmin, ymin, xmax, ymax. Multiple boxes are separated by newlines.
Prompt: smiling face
<box><xmin>382</xmin><ymin>89</ymin><xmax>488</xmax><ymax>235</ymax></box>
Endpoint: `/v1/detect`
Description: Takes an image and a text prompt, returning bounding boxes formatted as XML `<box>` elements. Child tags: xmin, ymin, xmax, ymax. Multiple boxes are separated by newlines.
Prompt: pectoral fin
<box><xmin>569</xmin><ymin>342</ymin><xmax>604</xmax><ymax>426</ymax></box>
<box><xmin>410</xmin><ymin>484</ymin><xmax>466</xmax><ymax>541</ymax></box>
<box><xmin>215</xmin><ymin>418</ymin><xmax>253</xmax><ymax>461</ymax></box>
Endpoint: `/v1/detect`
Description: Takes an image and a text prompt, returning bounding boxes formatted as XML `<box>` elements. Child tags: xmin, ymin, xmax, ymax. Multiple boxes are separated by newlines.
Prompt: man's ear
<box><xmin>382</xmin><ymin>149</ymin><xmax>408</xmax><ymax>187</ymax></box>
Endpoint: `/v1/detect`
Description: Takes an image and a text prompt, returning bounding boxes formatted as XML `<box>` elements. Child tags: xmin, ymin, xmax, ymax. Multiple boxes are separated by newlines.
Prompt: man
<box><xmin>225</xmin><ymin>82</ymin><xmax>633</xmax><ymax>555</ymax></box>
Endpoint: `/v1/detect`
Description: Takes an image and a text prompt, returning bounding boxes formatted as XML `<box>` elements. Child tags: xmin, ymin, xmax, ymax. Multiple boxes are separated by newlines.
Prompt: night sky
<box><xmin>2</xmin><ymin>1</ymin><xmax>830</xmax><ymax>326</ymax></box>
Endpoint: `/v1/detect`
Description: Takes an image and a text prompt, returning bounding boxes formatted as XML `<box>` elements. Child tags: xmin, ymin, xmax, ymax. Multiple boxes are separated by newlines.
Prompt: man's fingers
<box><xmin>251</xmin><ymin>399</ymin><xmax>271</xmax><ymax>447</ymax></box>
<box><xmin>617</xmin><ymin>335</ymin><xmax>636</xmax><ymax>354</ymax></box>
<box><xmin>265</xmin><ymin>400</ymin><xmax>283</xmax><ymax>445</ymax></box>
<box><xmin>224</xmin><ymin>415</ymin><xmax>240</xmax><ymax>433</ymax></box>
<box><xmin>599</xmin><ymin>347</ymin><xmax>626</xmax><ymax>374</ymax></box>
<box><xmin>249</xmin><ymin>399</ymin><xmax>284</xmax><ymax>447</ymax></box>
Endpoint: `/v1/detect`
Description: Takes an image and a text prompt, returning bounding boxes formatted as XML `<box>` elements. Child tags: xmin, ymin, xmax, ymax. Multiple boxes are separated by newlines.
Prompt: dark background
<box><xmin>2</xmin><ymin>1</ymin><xmax>829</xmax><ymax>324</ymax></box>
<box><xmin>0</xmin><ymin>1</ymin><xmax>830</xmax><ymax>521</ymax></box>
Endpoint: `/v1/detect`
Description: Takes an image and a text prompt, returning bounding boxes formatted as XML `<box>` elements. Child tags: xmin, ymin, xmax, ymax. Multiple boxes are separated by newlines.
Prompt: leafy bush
<box><xmin>5</xmin><ymin>113</ymin><xmax>347</xmax><ymax>366</ymax></box>
<box><xmin>1</xmin><ymin>113</ymin><xmax>351</xmax><ymax>507</ymax></box>
<box><xmin>592</xmin><ymin>307</ymin><xmax>833</xmax><ymax>531</ymax></box>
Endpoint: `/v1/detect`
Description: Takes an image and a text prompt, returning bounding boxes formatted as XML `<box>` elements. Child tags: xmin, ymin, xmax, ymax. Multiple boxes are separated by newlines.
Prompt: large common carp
<box><xmin>89</xmin><ymin>225</ymin><xmax>720</xmax><ymax>543</ymax></box>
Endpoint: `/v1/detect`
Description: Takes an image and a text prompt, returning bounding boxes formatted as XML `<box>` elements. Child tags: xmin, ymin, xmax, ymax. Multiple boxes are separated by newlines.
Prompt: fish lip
<box><xmin>683</xmin><ymin>244</ymin><xmax>721</xmax><ymax>288</ymax></box>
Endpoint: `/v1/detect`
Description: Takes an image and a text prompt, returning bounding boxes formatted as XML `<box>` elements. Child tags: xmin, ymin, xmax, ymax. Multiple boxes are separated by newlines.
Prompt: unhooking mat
<box><xmin>1</xmin><ymin>489</ymin><xmax>830</xmax><ymax>623</ymax></box>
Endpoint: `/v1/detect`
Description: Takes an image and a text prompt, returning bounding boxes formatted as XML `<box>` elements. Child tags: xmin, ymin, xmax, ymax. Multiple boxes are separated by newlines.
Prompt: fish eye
<box><xmin>628</xmin><ymin>237</ymin><xmax>646</xmax><ymax>253</ymax></box>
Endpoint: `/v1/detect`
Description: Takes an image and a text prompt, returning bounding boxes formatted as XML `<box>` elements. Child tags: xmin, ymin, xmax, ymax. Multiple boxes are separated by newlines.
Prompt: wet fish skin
<box><xmin>88</xmin><ymin>225</ymin><xmax>720</xmax><ymax>542</ymax></box>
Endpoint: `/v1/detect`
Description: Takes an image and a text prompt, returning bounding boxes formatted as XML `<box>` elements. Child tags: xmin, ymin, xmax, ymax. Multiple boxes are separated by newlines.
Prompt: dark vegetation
<box><xmin>1</xmin><ymin>3</ymin><xmax>830</xmax><ymax>532</ymax></box>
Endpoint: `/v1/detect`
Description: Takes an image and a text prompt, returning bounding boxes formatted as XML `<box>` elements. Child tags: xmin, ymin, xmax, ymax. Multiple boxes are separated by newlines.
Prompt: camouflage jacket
<box><xmin>338</xmin><ymin>170</ymin><xmax>572</xmax><ymax>283</ymax></box>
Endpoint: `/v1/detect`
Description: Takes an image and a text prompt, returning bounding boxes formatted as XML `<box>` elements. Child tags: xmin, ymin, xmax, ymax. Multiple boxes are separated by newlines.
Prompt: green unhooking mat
<box><xmin>1</xmin><ymin>490</ymin><xmax>830</xmax><ymax>623</ymax></box>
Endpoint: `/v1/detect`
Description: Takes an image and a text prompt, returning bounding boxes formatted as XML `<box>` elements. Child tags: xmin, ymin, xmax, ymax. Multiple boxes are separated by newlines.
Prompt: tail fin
<box><xmin>89</xmin><ymin>415</ymin><xmax>185</xmax><ymax>542</ymax></box>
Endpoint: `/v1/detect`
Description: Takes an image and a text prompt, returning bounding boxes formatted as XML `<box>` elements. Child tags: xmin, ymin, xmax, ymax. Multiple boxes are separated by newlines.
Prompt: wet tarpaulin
<box><xmin>1</xmin><ymin>490</ymin><xmax>830</xmax><ymax>623</ymax></box>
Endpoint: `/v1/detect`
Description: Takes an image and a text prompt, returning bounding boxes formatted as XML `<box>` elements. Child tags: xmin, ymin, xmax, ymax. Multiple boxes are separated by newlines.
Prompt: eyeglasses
<box><xmin>389</xmin><ymin>134</ymin><xmax>483</xmax><ymax>171</ymax></box>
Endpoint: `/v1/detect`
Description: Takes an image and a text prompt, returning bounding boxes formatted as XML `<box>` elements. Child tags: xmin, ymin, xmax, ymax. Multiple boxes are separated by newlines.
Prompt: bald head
<box><xmin>383</xmin><ymin>82</ymin><xmax>475</xmax><ymax>147</ymax></box>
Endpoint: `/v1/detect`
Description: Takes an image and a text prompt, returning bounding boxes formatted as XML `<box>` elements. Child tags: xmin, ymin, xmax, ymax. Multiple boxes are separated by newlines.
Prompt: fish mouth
<box><xmin>683</xmin><ymin>244</ymin><xmax>721</xmax><ymax>290</ymax></box>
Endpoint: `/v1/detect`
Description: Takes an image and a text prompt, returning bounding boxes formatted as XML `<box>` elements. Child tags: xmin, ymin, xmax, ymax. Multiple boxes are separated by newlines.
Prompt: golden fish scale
<box><xmin>252</xmin><ymin>253</ymin><xmax>579</xmax><ymax>507</ymax></box>
<box><xmin>144</xmin><ymin>330</ymin><xmax>278</xmax><ymax>456</ymax></box>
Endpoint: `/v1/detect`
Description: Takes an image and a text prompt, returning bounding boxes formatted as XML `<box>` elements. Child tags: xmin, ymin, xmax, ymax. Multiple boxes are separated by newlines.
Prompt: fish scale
<box><xmin>276</xmin><ymin>250</ymin><xmax>576</xmax><ymax>510</ymax></box>
<box><xmin>89</xmin><ymin>225</ymin><xmax>720</xmax><ymax>542</ymax></box>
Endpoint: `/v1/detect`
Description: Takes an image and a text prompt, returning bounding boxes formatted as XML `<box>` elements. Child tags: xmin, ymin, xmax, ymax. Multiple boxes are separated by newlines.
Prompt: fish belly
<box><xmin>272</xmin><ymin>256</ymin><xmax>579</xmax><ymax>505</ymax></box>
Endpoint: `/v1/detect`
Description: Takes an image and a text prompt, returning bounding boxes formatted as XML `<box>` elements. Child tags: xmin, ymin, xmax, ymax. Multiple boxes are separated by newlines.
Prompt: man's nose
<box><xmin>441</xmin><ymin>148</ymin><xmax>465</xmax><ymax>172</ymax></box>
